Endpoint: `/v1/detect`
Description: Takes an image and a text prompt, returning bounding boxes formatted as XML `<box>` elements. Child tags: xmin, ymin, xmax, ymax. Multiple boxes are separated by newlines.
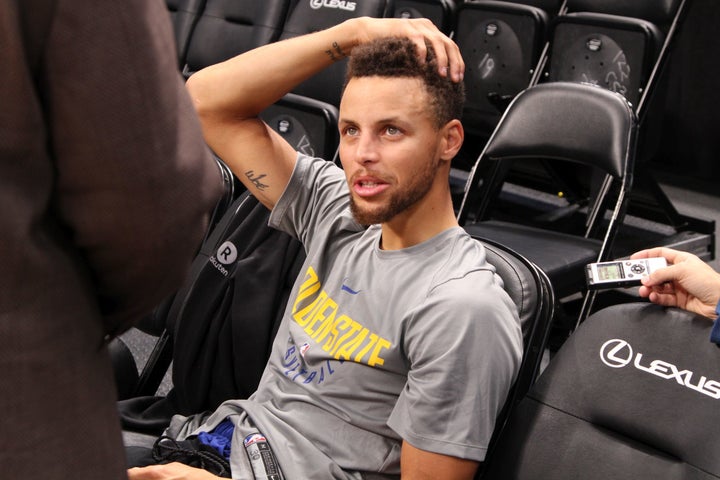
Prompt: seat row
<box><xmin>165</xmin><ymin>0</ymin><xmax>683</xmax><ymax>159</ymax></box>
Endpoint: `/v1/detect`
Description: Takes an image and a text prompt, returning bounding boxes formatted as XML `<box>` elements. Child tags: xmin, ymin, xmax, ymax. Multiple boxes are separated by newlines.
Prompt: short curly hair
<box><xmin>345</xmin><ymin>37</ymin><xmax>465</xmax><ymax>128</ymax></box>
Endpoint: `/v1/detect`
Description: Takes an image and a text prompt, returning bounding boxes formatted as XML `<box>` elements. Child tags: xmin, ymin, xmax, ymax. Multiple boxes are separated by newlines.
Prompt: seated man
<box><xmin>128</xmin><ymin>17</ymin><xmax>522</xmax><ymax>480</ymax></box>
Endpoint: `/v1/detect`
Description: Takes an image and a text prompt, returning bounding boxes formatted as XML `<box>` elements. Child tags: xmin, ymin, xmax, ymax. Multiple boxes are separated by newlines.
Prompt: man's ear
<box><xmin>440</xmin><ymin>119</ymin><xmax>464</xmax><ymax>161</ymax></box>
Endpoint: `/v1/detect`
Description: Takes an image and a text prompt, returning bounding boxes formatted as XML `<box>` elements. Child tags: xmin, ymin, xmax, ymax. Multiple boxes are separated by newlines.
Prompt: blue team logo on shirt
<box><xmin>341</xmin><ymin>277</ymin><xmax>361</xmax><ymax>295</ymax></box>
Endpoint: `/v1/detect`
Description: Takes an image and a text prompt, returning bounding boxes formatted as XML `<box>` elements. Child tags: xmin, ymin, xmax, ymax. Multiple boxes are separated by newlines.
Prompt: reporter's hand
<box><xmin>348</xmin><ymin>17</ymin><xmax>465</xmax><ymax>82</ymax></box>
<box><xmin>127</xmin><ymin>463</ymin><xmax>221</xmax><ymax>480</ymax></box>
<box><xmin>631</xmin><ymin>247</ymin><xmax>720</xmax><ymax>319</ymax></box>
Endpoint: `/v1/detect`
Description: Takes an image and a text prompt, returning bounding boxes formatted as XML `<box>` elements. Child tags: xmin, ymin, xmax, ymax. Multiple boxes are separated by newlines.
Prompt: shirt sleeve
<box><xmin>386</xmin><ymin>270</ymin><xmax>523</xmax><ymax>462</ymax></box>
<box><xmin>269</xmin><ymin>153</ymin><xmax>358</xmax><ymax>247</ymax></box>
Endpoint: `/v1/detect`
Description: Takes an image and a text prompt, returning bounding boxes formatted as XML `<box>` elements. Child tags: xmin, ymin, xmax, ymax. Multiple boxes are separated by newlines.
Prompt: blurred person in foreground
<box><xmin>0</xmin><ymin>0</ymin><xmax>221</xmax><ymax>478</ymax></box>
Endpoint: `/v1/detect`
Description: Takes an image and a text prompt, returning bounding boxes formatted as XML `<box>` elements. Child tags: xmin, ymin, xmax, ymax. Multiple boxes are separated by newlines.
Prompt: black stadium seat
<box><xmin>545</xmin><ymin>12</ymin><xmax>665</xmax><ymax>108</ymax></box>
<box><xmin>259</xmin><ymin>0</ymin><xmax>387</xmax><ymax>161</ymax></box>
<box><xmin>453</xmin><ymin>0</ymin><xmax>551</xmax><ymax>139</ymax></box>
<box><xmin>259</xmin><ymin>93</ymin><xmax>340</xmax><ymax>160</ymax></box>
<box><xmin>181</xmin><ymin>0</ymin><xmax>290</xmax><ymax>77</ymax></box>
<box><xmin>480</xmin><ymin>302</ymin><xmax>720</xmax><ymax>479</ymax></box>
<box><xmin>165</xmin><ymin>0</ymin><xmax>207</xmax><ymax>67</ymax></box>
<box><xmin>457</xmin><ymin>82</ymin><xmax>637</xmax><ymax>321</ymax></box>
<box><xmin>385</xmin><ymin>0</ymin><xmax>457</xmax><ymax>33</ymax></box>
<box><xmin>537</xmin><ymin>0</ymin><xmax>709</xmax><ymax>252</ymax></box>
<box><xmin>565</xmin><ymin>0</ymin><xmax>682</xmax><ymax>32</ymax></box>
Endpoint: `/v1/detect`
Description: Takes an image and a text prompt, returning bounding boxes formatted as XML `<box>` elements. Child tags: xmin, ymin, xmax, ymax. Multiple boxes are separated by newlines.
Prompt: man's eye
<box><xmin>385</xmin><ymin>126</ymin><xmax>401</xmax><ymax>136</ymax></box>
<box><xmin>344</xmin><ymin>126</ymin><xmax>359</xmax><ymax>136</ymax></box>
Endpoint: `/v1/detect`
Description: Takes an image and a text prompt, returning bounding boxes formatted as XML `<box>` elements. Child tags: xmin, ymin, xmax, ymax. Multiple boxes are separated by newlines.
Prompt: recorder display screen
<box><xmin>597</xmin><ymin>262</ymin><xmax>623</xmax><ymax>281</ymax></box>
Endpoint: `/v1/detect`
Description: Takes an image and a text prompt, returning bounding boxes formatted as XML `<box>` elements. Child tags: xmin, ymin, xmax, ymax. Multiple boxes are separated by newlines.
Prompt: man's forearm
<box><xmin>186</xmin><ymin>19</ymin><xmax>361</xmax><ymax>122</ymax></box>
<box><xmin>181</xmin><ymin>17</ymin><xmax>464</xmax><ymax>210</ymax></box>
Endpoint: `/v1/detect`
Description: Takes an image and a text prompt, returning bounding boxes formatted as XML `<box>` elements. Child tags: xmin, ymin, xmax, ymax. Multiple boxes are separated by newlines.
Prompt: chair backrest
<box><xmin>545</xmin><ymin>0</ymin><xmax>684</xmax><ymax>112</ymax></box>
<box><xmin>453</xmin><ymin>0</ymin><xmax>551</xmax><ymax>138</ymax></box>
<box><xmin>478</xmin><ymin>237</ymin><xmax>555</xmax><ymax>403</ymax></box>
<box><xmin>279</xmin><ymin>0</ymin><xmax>388</xmax><ymax>107</ymax></box>
<box><xmin>260</xmin><ymin>93</ymin><xmax>340</xmax><ymax>160</ymax></box>
<box><xmin>458</xmin><ymin>81</ymin><xmax>637</xmax><ymax>247</ymax></box>
<box><xmin>456</xmin><ymin>82</ymin><xmax>637</xmax><ymax>309</ymax></box>
<box><xmin>182</xmin><ymin>0</ymin><xmax>290</xmax><ymax>77</ymax></box>
<box><xmin>165</xmin><ymin>0</ymin><xmax>207</xmax><ymax>67</ymax></box>
<box><xmin>545</xmin><ymin>12</ymin><xmax>665</xmax><ymax>108</ymax></box>
<box><xmin>480</xmin><ymin>302</ymin><xmax>720</xmax><ymax>479</ymax></box>
<box><xmin>565</xmin><ymin>0</ymin><xmax>682</xmax><ymax>31</ymax></box>
<box><xmin>385</xmin><ymin>0</ymin><xmax>457</xmax><ymax>33</ymax></box>
<box><xmin>472</xmin><ymin>236</ymin><xmax>555</xmax><ymax>479</ymax></box>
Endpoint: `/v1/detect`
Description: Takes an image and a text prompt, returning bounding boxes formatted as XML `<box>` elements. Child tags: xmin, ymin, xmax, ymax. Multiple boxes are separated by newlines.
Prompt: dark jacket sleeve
<box><xmin>43</xmin><ymin>0</ymin><xmax>222</xmax><ymax>333</ymax></box>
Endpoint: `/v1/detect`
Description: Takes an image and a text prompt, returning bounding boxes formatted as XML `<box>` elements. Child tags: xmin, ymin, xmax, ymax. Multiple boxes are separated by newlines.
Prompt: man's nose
<box><xmin>355</xmin><ymin>133</ymin><xmax>380</xmax><ymax>164</ymax></box>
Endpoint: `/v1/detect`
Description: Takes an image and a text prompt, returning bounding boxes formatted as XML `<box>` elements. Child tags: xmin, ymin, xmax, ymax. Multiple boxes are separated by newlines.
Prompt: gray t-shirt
<box><xmin>193</xmin><ymin>154</ymin><xmax>522</xmax><ymax>479</ymax></box>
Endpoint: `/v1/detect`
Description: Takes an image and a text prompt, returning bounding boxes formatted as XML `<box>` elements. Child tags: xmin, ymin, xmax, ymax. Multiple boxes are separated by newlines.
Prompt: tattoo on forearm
<box><xmin>324</xmin><ymin>41</ymin><xmax>347</xmax><ymax>62</ymax></box>
<box><xmin>245</xmin><ymin>170</ymin><xmax>269</xmax><ymax>191</ymax></box>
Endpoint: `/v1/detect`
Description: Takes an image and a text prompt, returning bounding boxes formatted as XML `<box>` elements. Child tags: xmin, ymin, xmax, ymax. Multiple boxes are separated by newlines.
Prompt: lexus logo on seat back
<box><xmin>310</xmin><ymin>0</ymin><xmax>357</xmax><ymax>11</ymax></box>
<box><xmin>600</xmin><ymin>339</ymin><xmax>633</xmax><ymax>368</ymax></box>
<box><xmin>597</xmin><ymin>338</ymin><xmax>720</xmax><ymax>400</ymax></box>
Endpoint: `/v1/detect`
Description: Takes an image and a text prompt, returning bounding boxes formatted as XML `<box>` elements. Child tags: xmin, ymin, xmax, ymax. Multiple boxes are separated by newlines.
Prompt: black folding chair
<box><xmin>457</xmin><ymin>81</ymin><xmax>638</xmax><ymax>323</ymax></box>
<box><xmin>181</xmin><ymin>0</ymin><xmax>290</xmax><ymax>78</ymax></box>
<box><xmin>539</xmin><ymin>0</ymin><xmax>713</xmax><ymax>245</ymax></box>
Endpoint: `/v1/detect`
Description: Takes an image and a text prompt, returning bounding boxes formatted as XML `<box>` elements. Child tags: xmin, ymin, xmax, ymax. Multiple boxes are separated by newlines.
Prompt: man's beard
<box><xmin>349</xmin><ymin>157</ymin><xmax>440</xmax><ymax>226</ymax></box>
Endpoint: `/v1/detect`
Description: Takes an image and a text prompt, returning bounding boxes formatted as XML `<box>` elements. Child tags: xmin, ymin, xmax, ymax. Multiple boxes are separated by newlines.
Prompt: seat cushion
<box><xmin>464</xmin><ymin>220</ymin><xmax>601</xmax><ymax>298</ymax></box>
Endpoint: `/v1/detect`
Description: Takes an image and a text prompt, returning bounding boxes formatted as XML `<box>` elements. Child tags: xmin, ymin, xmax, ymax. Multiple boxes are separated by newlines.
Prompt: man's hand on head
<box><xmin>348</xmin><ymin>17</ymin><xmax>465</xmax><ymax>82</ymax></box>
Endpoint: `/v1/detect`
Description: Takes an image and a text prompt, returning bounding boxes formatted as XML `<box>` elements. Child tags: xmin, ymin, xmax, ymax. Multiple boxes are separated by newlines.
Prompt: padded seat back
<box><xmin>183</xmin><ymin>0</ymin><xmax>289</xmax><ymax>77</ymax></box>
<box><xmin>481</xmin><ymin>302</ymin><xmax>720</xmax><ymax>479</ymax></box>
<box><xmin>471</xmin><ymin>236</ymin><xmax>555</xmax><ymax>479</ymax></box>
<box><xmin>478</xmin><ymin>238</ymin><xmax>554</xmax><ymax>399</ymax></box>
<box><xmin>481</xmin><ymin>82</ymin><xmax>635</xmax><ymax>179</ymax></box>
<box><xmin>260</xmin><ymin>93</ymin><xmax>340</xmax><ymax>160</ymax></box>
<box><xmin>454</xmin><ymin>0</ymin><xmax>550</xmax><ymax>137</ymax></box>
<box><xmin>166</xmin><ymin>0</ymin><xmax>207</xmax><ymax>66</ymax></box>
<box><xmin>547</xmin><ymin>12</ymin><xmax>665</xmax><ymax>107</ymax></box>
<box><xmin>508</xmin><ymin>0</ymin><xmax>563</xmax><ymax>12</ymax></box>
<box><xmin>385</xmin><ymin>0</ymin><xmax>457</xmax><ymax>33</ymax></box>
